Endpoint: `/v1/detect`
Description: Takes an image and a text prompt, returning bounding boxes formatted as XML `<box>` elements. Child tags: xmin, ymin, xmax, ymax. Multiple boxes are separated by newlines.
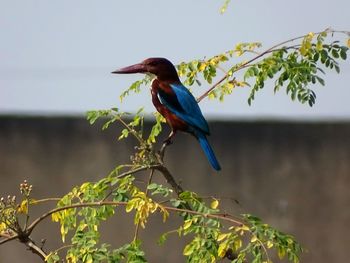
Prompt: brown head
<box><xmin>112</xmin><ymin>57</ymin><xmax>180</xmax><ymax>82</ymax></box>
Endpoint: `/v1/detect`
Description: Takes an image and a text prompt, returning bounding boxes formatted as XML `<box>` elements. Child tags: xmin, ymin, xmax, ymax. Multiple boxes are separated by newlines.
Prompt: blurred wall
<box><xmin>0</xmin><ymin>117</ymin><xmax>349</xmax><ymax>262</ymax></box>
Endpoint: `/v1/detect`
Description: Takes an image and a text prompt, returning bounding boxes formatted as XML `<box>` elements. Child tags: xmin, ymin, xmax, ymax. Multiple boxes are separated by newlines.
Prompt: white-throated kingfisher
<box><xmin>112</xmin><ymin>58</ymin><xmax>221</xmax><ymax>171</ymax></box>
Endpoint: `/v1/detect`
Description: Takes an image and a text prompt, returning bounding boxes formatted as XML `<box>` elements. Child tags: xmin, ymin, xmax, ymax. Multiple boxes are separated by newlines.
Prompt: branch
<box><xmin>110</xmin><ymin>152</ymin><xmax>185</xmax><ymax>197</ymax></box>
<box><xmin>26</xmin><ymin>201</ymin><xmax>124</xmax><ymax>235</ymax></box>
<box><xmin>31</xmin><ymin>198</ymin><xmax>61</xmax><ymax>204</ymax></box>
<box><xmin>26</xmin><ymin>201</ymin><xmax>243</xmax><ymax>237</ymax></box>
<box><xmin>116</xmin><ymin>165</ymin><xmax>154</xmax><ymax>179</ymax></box>
<box><xmin>0</xmin><ymin>229</ymin><xmax>47</xmax><ymax>260</ymax></box>
<box><xmin>23</xmin><ymin>237</ymin><xmax>47</xmax><ymax>261</ymax></box>
<box><xmin>196</xmin><ymin>29</ymin><xmax>350</xmax><ymax>102</ymax></box>
<box><xmin>0</xmin><ymin>233</ymin><xmax>18</xmax><ymax>245</ymax></box>
<box><xmin>154</xmin><ymin>165</ymin><xmax>184</xmax><ymax>196</ymax></box>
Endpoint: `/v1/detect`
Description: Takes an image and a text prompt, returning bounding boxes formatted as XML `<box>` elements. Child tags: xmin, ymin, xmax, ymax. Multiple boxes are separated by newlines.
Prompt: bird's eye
<box><xmin>148</xmin><ymin>61</ymin><xmax>158</xmax><ymax>66</ymax></box>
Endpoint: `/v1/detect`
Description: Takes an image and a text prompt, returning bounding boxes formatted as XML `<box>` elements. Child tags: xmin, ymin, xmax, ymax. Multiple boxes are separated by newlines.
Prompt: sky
<box><xmin>0</xmin><ymin>0</ymin><xmax>349</xmax><ymax>120</ymax></box>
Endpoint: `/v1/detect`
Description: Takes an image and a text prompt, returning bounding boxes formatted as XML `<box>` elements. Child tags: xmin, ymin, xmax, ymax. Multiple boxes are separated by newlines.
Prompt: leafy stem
<box><xmin>197</xmin><ymin>29</ymin><xmax>350</xmax><ymax>102</ymax></box>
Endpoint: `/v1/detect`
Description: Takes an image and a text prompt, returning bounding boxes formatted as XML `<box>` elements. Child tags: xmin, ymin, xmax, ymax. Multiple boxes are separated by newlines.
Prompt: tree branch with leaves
<box><xmin>1</xmin><ymin>28</ymin><xmax>349</xmax><ymax>263</ymax></box>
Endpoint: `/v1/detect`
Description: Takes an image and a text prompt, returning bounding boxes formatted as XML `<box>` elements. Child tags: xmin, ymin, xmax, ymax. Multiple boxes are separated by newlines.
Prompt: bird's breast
<box><xmin>150</xmin><ymin>81</ymin><xmax>188</xmax><ymax>132</ymax></box>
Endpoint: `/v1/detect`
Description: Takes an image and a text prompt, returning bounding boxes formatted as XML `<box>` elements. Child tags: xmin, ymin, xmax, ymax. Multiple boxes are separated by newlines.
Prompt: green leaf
<box><xmin>220</xmin><ymin>0</ymin><xmax>231</xmax><ymax>14</ymax></box>
<box><xmin>157</xmin><ymin>233</ymin><xmax>168</xmax><ymax>245</ymax></box>
<box><xmin>278</xmin><ymin>246</ymin><xmax>286</xmax><ymax>259</ymax></box>
<box><xmin>331</xmin><ymin>49</ymin><xmax>339</xmax><ymax>58</ymax></box>
<box><xmin>316</xmin><ymin>76</ymin><xmax>325</xmax><ymax>86</ymax></box>
<box><xmin>340</xmin><ymin>49</ymin><xmax>347</xmax><ymax>60</ymax></box>
<box><xmin>183</xmin><ymin>243</ymin><xmax>195</xmax><ymax>256</ymax></box>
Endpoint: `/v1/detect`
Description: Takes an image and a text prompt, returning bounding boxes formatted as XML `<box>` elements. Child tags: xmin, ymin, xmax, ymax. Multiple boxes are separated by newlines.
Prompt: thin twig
<box><xmin>50</xmin><ymin>244</ymin><xmax>73</xmax><ymax>256</ymax></box>
<box><xmin>0</xmin><ymin>233</ymin><xmax>11</xmax><ymax>239</ymax></box>
<box><xmin>25</xmin><ymin>201</ymin><xmax>120</xmax><ymax>235</ymax></box>
<box><xmin>255</xmin><ymin>234</ymin><xmax>270</xmax><ymax>262</ymax></box>
<box><xmin>145</xmin><ymin>170</ymin><xmax>155</xmax><ymax>196</ymax></box>
<box><xmin>101</xmin><ymin>165</ymin><xmax>161</xmax><ymax>202</ymax></box>
<box><xmin>31</xmin><ymin>198</ymin><xmax>61</xmax><ymax>204</ymax></box>
<box><xmin>116</xmin><ymin>165</ymin><xmax>158</xmax><ymax>179</ymax></box>
<box><xmin>26</xmin><ymin>201</ymin><xmax>243</xmax><ymax>236</ymax></box>
<box><xmin>24</xmin><ymin>197</ymin><xmax>30</xmax><ymax>231</ymax></box>
<box><xmin>117</xmin><ymin>116</ymin><xmax>144</xmax><ymax>144</ymax></box>
<box><xmin>0</xmin><ymin>234</ymin><xmax>18</xmax><ymax>245</ymax></box>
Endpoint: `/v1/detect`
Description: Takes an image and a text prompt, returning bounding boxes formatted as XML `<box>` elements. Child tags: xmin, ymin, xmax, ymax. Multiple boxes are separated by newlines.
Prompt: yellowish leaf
<box><xmin>86</xmin><ymin>254</ymin><xmax>93</xmax><ymax>263</ymax></box>
<box><xmin>208</xmin><ymin>92</ymin><xmax>216</xmax><ymax>100</ymax></box>
<box><xmin>286</xmin><ymin>237</ymin><xmax>294</xmax><ymax>244</ymax></box>
<box><xmin>66</xmin><ymin>253</ymin><xmax>77</xmax><ymax>263</ymax></box>
<box><xmin>60</xmin><ymin>225</ymin><xmax>66</xmax><ymax>243</ymax></box>
<box><xmin>183</xmin><ymin>219</ymin><xmax>192</xmax><ymax>230</ymax></box>
<box><xmin>308</xmin><ymin>32</ymin><xmax>315</xmax><ymax>38</ymax></box>
<box><xmin>44</xmin><ymin>252</ymin><xmax>55</xmax><ymax>262</ymax></box>
<box><xmin>29</xmin><ymin>199</ymin><xmax>38</xmax><ymax>205</ymax></box>
<box><xmin>78</xmin><ymin>223</ymin><xmax>88</xmax><ymax>231</ymax></box>
<box><xmin>209</xmin><ymin>59</ymin><xmax>217</xmax><ymax>66</ymax></box>
<box><xmin>236</xmin><ymin>50</ymin><xmax>243</xmax><ymax>57</ymax></box>
<box><xmin>0</xmin><ymin>222</ymin><xmax>7</xmax><ymax>233</ymax></box>
<box><xmin>125</xmin><ymin>200</ymin><xmax>135</xmax><ymax>213</ymax></box>
<box><xmin>241</xmin><ymin>225</ymin><xmax>250</xmax><ymax>231</ymax></box>
<box><xmin>183</xmin><ymin>243</ymin><xmax>194</xmax><ymax>256</ymax></box>
<box><xmin>347</xmin><ymin>38</ymin><xmax>350</xmax><ymax>48</ymax></box>
<box><xmin>267</xmin><ymin>240</ymin><xmax>274</xmax><ymax>248</ymax></box>
<box><xmin>158</xmin><ymin>205</ymin><xmax>169</xmax><ymax>222</ymax></box>
<box><xmin>218</xmin><ymin>241</ymin><xmax>228</xmax><ymax>258</ymax></box>
<box><xmin>278</xmin><ymin>246</ymin><xmax>286</xmax><ymax>259</ymax></box>
<box><xmin>234</xmin><ymin>239</ymin><xmax>242</xmax><ymax>250</ymax></box>
<box><xmin>236</xmin><ymin>81</ymin><xmax>247</xmax><ymax>87</ymax></box>
<box><xmin>140</xmin><ymin>221</ymin><xmax>145</xmax><ymax>228</ymax></box>
<box><xmin>210</xmin><ymin>199</ymin><xmax>219</xmax><ymax>209</ymax></box>
<box><xmin>162</xmin><ymin>209</ymin><xmax>169</xmax><ymax>222</ymax></box>
<box><xmin>251</xmin><ymin>235</ymin><xmax>257</xmax><ymax>243</ymax></box>
<box><xmin>51</xmin><ymin>212</ymin><xmax>60</xmax><ymax>222</ymax></box>
<box><xmin>217</xmin><ymin>233</ymin><xmax>228</xmax><ymax>242</ymax></box>
<box><xmin>199</xmin><ymin>62</ymin><xmax>207</xmax><ymax>71</ymax></box>
<box><xmin>316</xmin><ymin>41</ymin><xmax>323</xmax><ymax>51</ymax></box>
<box><xmin>17</xmin><ymin>200</ymin><xmax>28</xmax><ymax>214</ymax></box>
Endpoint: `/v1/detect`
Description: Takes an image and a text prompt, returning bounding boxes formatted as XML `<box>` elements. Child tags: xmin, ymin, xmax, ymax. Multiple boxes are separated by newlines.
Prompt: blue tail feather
<box><xmin>196</xmin><ymin>132</ymin><xmax>221</xmax><ymax>171</ymax></box>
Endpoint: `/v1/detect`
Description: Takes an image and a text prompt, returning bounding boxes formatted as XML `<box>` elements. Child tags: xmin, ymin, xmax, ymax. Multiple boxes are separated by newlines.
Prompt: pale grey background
<box><xmin>0</xmin><ymin>0</ymin><xmax>349</xmax><ymax>119</ymax></box>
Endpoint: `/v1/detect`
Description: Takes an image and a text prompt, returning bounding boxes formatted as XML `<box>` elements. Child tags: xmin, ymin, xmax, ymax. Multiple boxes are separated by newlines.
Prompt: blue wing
<box><xmin>158</xmin><ymin>83</ymin><xmax>210</xmax><ymax>134</ymax></box>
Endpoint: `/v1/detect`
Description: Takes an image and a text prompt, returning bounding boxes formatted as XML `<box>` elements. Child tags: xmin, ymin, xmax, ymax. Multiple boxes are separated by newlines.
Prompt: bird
<box><xmin>112</xmin><ymin>57</ymin><xmax>221</xmax><ymax>171</ymax></box>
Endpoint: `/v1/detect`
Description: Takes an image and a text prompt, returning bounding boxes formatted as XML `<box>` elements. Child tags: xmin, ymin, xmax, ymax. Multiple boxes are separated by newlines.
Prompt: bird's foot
<box><xmin>158</xmin><ymin>139</ymin><xmax>172</xmax><ymax>161</ymax></box>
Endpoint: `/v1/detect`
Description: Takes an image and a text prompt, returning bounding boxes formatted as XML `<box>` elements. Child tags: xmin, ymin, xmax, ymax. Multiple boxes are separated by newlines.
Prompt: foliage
<box><xmin>1</xmin><ymin>176</ymin><xmax>303</xmax><ymax>263</ymax></box>
<box><xmin>244</xmin><ymin>33</ymin><xmax>348</xmax><ymax>106</ymax></box>
<box><xmin>46</xmin><ymin>29</ymin><xmax>348</xmax><ymax>263</ymax></box>
<box><xmin>118</xmin><ymin>30</ymin><xmax>349</xmax><ymax>106</ymax></box>
<box><xmin>0</xmin><ymin>102</ymin><xmax>308</xmax><ymax>262</ymax></box>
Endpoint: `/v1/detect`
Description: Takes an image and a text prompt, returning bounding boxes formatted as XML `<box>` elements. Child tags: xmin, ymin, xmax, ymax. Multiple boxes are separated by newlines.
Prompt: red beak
<box><xmin>111</xmin><ymin>63</ymin><xmax>147</xmax><ymax>74</ymax></box>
